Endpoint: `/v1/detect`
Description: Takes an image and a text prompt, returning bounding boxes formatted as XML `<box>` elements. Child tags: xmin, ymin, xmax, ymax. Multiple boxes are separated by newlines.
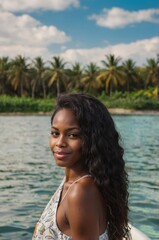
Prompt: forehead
<box><xmin>52</xmin><ymin>109</ymin><xmax>79</xmax><ymax>126</ymax></box>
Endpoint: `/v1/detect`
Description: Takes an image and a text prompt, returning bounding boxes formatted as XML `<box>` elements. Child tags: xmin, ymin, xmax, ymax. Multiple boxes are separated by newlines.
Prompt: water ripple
<box><xmin>0</xmin><ymin>115</ymin><xmax>159</xmax><ymax>239</ymax></box>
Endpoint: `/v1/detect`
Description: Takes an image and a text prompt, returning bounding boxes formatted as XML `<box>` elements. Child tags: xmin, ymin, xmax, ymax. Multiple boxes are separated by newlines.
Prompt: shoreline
<box><xmin>108</xmin><ymin>108</ymin><xmax>159</xmax><ymax>115</ymax></box>
<box><xmin>1</xmin><ymin>109</ymin><xmax>159</xmax><ymax>116</ymax></box>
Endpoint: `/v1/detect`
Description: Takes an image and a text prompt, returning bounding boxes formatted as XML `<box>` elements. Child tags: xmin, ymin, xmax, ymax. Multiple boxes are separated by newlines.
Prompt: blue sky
<box><xmin>0</xmin><ymin>0</ymin><xmax>159</xmax><ymax>65</ymax></box>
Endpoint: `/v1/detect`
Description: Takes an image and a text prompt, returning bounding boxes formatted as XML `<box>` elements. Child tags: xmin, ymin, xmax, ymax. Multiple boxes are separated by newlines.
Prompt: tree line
<box><xmin>0</xmin><ymin>54</ymin><xmax>159</xmax><ymax>99</ymax></box>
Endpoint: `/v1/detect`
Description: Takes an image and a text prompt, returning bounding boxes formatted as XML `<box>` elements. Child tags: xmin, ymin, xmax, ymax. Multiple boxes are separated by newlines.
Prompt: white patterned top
<box><xmin>32</xmin><ymin>176</ymin><xmax>108</xmax><ymax>240</ymax></box>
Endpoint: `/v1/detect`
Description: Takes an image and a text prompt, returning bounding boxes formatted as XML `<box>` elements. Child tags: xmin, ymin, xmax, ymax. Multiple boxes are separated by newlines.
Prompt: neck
<box><xmin>64</xmin><ymin>168</ymin><xmax>89</xmax><ymax>183</ymax></box>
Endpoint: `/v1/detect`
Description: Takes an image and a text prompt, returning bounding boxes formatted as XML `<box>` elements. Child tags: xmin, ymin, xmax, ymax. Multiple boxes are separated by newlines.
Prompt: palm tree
<box><xmin>145</xmin><ymin>58</ymin><xmax>159</xmax><ymax>99</ymax></box>
<box><xmin>0</xmin><ymin>57</ymin><xmax>10</xmax><ymax>94</ymax></box>
<box><xmin>32</xmin><ymin>57</ymin><xmax>47</xmax><ymax>98</ymax></box>
<box><xmin>48</xmin><ymin>56</ymin><xmax>67</xmax><ymax>97</ymax></box>
<box><xmin>122</xmin><ymin>59</ymin><xmax>138</xmax><ymax>92</ymax></box>
<box><xmin>8</xmin><ymin>55</ymin><xmax>31</xmax><ymax>96</ymax></box>
<box><xmin>81</xmin><ymin>62</ymin><xmax>101</xmax><ymax>93</ymax></box>
<box><xmin>67</xmin><ymin>62</ymin><xmax>84</xmax><ymax>92</ymax></box>
<box><xmin>97</xmin><ymin>54</ymin><xmax>123</xmax><ymax>95</ymax></box>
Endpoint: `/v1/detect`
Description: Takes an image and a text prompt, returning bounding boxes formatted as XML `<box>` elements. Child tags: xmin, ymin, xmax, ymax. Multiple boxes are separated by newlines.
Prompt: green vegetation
<box><xmin>0</xmin><ymin>53</ymin><xmax>159</xmax><ymax>112</ymax></box>
<box><xmin>99</xmin><ymin>89</ymin><xmax>159</xmax><ymax>110</ymax></box>
<box><xmin>0</xmin><ymin>88</ymin><xmax>159</xmax><ymax>113</ymax></box>
<box><xmin>0</xmin><ymin>95</ymin><xmax>55</xmax><ymax>112</ymax></box>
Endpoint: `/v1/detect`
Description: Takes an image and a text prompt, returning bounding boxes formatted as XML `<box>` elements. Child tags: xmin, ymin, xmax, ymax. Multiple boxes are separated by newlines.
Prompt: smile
<box><xmin>53</xmin><ymin>151</ymin><xmax>70</xmax><ymax>159</ymax></box>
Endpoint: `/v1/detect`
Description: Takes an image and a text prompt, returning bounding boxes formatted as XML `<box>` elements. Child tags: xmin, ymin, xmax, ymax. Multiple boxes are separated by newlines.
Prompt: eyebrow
<box><xmin>51</xmin><ymin>126</ymin><xmax>80</xmax><ymax>131</ymax></box>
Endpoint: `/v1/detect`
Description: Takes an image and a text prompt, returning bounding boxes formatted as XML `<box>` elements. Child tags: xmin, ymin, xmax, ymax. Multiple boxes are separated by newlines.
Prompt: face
<box><xmin>50</xmin><ymin>108</ymin><xmax>83</xmax><ymax>169</ymax></box>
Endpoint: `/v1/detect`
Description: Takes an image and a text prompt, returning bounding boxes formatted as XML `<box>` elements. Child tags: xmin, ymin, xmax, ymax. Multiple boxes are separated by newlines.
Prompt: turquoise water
<box><xmin>0</xmin><ymin>115</ymin><xmax>159</xmax><ymax>240</ymax></box>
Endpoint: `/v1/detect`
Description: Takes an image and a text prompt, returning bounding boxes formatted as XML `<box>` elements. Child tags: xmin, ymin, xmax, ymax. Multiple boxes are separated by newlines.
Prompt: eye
<box><xmin>51</xmin><ymin>131</ymin><xmax>59</xmax><ymax>137</ymax></box>
<box><xmin>68</xmin><ymin>133</ymin><xmax>80</xmax><ymax>139</ymax></box>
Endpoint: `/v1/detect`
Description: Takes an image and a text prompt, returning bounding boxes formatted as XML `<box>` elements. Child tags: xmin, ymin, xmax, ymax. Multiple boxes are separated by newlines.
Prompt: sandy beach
<box><xmin>108</xmin><ymin>108</ymin><xmax>159</xmax><ymax>115</ymax></box>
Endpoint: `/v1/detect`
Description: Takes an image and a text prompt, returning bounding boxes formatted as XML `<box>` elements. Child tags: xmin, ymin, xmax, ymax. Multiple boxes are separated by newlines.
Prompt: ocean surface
<box><xmin>0</xmin><ymin>115</ymin><xmax>159</xmax><ymax>240</ymax></box>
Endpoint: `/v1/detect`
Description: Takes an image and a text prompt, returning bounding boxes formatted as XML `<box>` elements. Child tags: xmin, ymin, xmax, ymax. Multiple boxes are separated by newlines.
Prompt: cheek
<box><xmin>74</xmin><ymin>141</ymin><xmax>82</xmax><ymax>152</ymax></box>
<box><xmin>49</xmin><ymin>137</ymin><xmax>54</xmax><ymax>149</ymax></box>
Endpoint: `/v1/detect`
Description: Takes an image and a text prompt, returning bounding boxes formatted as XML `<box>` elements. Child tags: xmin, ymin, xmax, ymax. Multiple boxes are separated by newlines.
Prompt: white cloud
<box><xmin>0</xmin><ymin>11</ymin><xmax>70</xmax><ymax>58</ymax></box>
<box><xmin>0</xmin><ymin>0</ymin><xmax>80</xmax><ymax>12</ymax></box>
<box><xmin>1</xmin><ymin>35</ymin><xmax>158</xmax><ymax>66</ymax></box>
<box><xmin>89</xmin><ymin>7</ymin><xmax>159</xmax><ymax>28</ymax></box>
<box><xmin>60</xmin><ymin>37</ymin><xmax>159</xmax><ymax>66</ymax></box>
<box><xmin>0</xmin><ymin>45</ymin><xmax>51</xmax><ymax>60</ymax></box>
<box><xmin>0</xmin><ymin>8</ymin><xmax>158</xmax><ymax>66</ymax></box>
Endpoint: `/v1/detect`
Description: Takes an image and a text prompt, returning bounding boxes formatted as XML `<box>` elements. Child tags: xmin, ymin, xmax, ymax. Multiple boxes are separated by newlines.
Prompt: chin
<box><xmin>55</xmin><ymin>160</ymin><xmax>67</xmax><ymax>167</ymax></box>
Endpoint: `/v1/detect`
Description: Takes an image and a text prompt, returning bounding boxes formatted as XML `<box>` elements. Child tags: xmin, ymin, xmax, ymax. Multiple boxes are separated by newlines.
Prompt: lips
<box><xmin>53</xmin><ymin>151</ymin><xmax>70</xmax><ymax>159</ymax></box>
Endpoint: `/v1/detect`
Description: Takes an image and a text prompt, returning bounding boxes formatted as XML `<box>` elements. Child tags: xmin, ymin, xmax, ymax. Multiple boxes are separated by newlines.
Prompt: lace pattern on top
<box><xmin>32</xmin><ymin>177</ymin><xmax>108</xmax><ymax>240</ymax></box>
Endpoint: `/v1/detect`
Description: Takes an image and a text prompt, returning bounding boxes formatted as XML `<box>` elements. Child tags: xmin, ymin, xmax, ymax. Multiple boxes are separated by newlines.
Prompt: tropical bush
<box><xmin>98</xmin><ymin>89</ymin><xmax>159</xmax><ymax>110</ymax></box>
<box><xmin>0</xmin><ymin>53</ymin><xmax>159</xmax><ymax>112</ymax></box>
<box><xmin>0</xmin><ymin>54</ymin><xmax>159</xmax><ymax>99</ymax></box>
<box><xmin>0</xmin><ymin>95</ymin><xmax>56</xmax><ymax>112</ymax></box>
<box><xmin>1</xmin><ymin>91</ymin><xmax>159</xmax><ymax>113</ymax></box>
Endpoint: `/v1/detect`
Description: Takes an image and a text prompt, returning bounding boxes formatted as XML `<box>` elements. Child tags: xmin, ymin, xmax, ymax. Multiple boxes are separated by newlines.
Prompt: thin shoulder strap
<box><xmin>61</xmin><ymin>175</ymin><xmax>92</xmax><ymax>203</ymax></box>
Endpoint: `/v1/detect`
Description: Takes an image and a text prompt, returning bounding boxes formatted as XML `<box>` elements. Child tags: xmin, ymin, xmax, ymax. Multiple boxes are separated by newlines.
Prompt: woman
<box><xmin>33</xmin><ymin>93</ymin><xmax>130</xmax><ymax>240</ymax></box>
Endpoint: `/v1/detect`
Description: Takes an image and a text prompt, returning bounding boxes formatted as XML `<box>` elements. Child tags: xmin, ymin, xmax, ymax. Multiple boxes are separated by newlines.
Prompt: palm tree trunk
<box><xmin>0</xmin><ymin>79</ymin><xmax>5</xmax><ymax>94</ymax></box>
<box><xmin>110</xmin><ymin>81</ymin><xmax>113</xmax><ymax>96</ymax></box>
<box><xmin>156</xmin><ymin>80</ymin><xmax>159</xmax><ymax>100</ymax></box>
<box><xmin>156</xmin><ymin>86</ymin><xmax>159</xmax><ymax>100</ymax></box>
<box><xmin>42</xmin><ymin>81</ymin><xmax>46</xmax><ymax>98</ymax></box>
<box><xmin>57</xmin><ymin>78</ymin><xmax>60</xmax><ymax>97</ymax></box>
<box><xmin>156</xmin><ymin>68</ymin><xmax>159</xmax><ymax>100</ymax></box>
<box><xmin>127</xmin><ymin>79</ymin><xmax>130</xmax><ymax>92</ymax></box>
<box><xmin>20</xmin><ymin>78</ymin><xmax>23</xmax><ymax>97</ymax></box>
<box><xmin>32</xmin><ymin>82</ymin><xmax>35</xmax><ymax>98</ymax></box>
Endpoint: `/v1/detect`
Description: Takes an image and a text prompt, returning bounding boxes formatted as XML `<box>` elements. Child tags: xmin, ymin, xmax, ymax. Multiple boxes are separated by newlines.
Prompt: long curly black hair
<box><xmin>51</xmin><ymin>93</ymin><xmax>130</xmax><ymax>240</ymax></box>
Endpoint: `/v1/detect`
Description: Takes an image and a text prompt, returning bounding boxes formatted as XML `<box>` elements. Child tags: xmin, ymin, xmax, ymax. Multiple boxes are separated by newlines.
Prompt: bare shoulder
<box><xmin>66</xmin><ymin>177</ymin><xmax>106</xmax><ymax>238</ymax></box>
<box><xmin>67</xmin><ymin>176</ymin><xmax>100</xmax><ymax>204</ymax></box>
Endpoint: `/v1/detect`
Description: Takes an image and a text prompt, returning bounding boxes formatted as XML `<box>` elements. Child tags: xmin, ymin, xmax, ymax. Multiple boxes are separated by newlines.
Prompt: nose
<box><xmin>55</xmin><ymin>135</ymin><xmax>66</xmax><ymax>148</ymax></box>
